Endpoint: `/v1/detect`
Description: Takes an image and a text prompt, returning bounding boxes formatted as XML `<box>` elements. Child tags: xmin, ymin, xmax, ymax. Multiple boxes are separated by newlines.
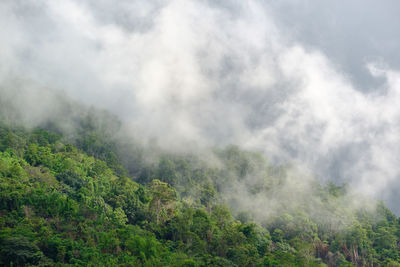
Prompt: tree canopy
<box><xmin>0</xmin><ymin>118</ymin><xmax>399</xmax><ymax>266</ymax></box>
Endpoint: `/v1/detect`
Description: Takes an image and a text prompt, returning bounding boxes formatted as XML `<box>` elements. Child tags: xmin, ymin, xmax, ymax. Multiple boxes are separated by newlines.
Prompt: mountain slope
<box><xmin>0</xmin><ymin>121</ymin><xmax>399</xmax><ymax>266</ymax></box>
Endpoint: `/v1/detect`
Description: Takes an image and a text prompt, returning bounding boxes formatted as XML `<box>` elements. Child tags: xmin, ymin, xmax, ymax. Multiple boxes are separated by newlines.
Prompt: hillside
<box><xmin>0</xmin><ymin>118</ymin><xmax>399</xmax><ymax>267</ymax></box>
<box><xmin>2</xmin><ymin>0</ymin><xmax>400</xmax><ymax>266</ymax></box>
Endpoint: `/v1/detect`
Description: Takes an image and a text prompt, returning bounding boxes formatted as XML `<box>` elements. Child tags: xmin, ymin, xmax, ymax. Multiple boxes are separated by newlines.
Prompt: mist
<box><xmin>1</xmin><ymin>0</ymin><xmax>400</xmax><ymax>214</ymax></box>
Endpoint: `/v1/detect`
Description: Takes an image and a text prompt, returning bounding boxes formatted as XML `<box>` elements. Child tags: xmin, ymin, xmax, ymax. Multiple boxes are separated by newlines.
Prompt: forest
<box><xmin>0</xmin><ymin>106</ymin><xmax>400</xmax><ymax>267</ymax></box>
<box><xmin>2</xmin><ymin>0</ymin><xmax>400</xmax><ymax>266</ymax></box>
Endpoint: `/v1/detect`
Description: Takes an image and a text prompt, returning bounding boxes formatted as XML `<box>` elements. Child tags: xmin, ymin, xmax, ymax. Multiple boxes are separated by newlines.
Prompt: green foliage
<box><xmin>0</xmin><ymin>121</ymin><xmax>399</xmax><ymax>266</ymax></box>
<box><xmin>0</xmin><ymin>236</ymin><xmax>43</xmax><ymax>266</ymax></box>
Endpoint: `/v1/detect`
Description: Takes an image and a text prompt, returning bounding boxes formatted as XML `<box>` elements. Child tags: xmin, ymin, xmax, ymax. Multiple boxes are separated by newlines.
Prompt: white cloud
<box><xmin>1</xmin><ymin>0</ymin><xmax>400</xmax><ymax>212</ymax></box>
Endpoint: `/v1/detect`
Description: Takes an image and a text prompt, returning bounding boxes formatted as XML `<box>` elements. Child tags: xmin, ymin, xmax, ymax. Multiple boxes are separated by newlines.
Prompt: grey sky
<box><xmin>268</xmin><ymin>0</ymin><xmax>400</xmax><ymax>91</ymax></box>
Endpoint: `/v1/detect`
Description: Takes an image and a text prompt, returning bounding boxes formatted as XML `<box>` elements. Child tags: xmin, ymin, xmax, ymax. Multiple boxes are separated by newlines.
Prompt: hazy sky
<box><xmin>1</xmin><ymin>0</ymin><xmax>400</xmax><ymax>212</ymax></box>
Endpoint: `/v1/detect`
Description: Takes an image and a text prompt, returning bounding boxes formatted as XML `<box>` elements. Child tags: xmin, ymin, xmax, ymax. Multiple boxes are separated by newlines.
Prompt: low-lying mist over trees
<box><xmin>2</xmin><ymin>0</ymin><xmax>400</xmax><ymax>213</ymax></box>
<box><xmin>1</xmin><ymin>0</ymin><xmax>400</xmax><ymax>266</ymax></box>
<box><xmin>0</xmin><ymin>107</ymin><xmax>399</xmax><ymax>265</ymax></box>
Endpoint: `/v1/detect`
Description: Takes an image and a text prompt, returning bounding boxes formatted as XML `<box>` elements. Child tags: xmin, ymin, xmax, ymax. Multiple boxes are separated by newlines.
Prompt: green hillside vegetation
<box><xmin>0</xmin><ymin>116</ymin><xmax>400</xmax><ymax>266</ymax></box>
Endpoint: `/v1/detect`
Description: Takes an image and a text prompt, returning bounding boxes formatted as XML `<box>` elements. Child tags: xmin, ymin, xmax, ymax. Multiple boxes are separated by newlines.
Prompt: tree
<box><xmin>200</xmin><ymin>183</ymin><xmax>216</xmax><ymax>213</ymax></box>
<box><xmin>149</xmin><ymin>179</ymin><xmax>176</xmax><ymax>224</ymax></box>
<box><xmin>0</xmin><ymin>237</ymin><xmax>43</xmax><ymax>266</ymax></box>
